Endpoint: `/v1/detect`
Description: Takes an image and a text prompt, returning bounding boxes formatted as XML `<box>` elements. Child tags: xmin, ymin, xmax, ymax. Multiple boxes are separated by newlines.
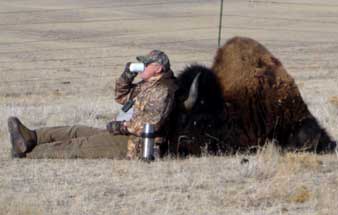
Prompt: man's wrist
<box><xmin>106</xmin><ymin>120</ymin><xmax>129</xmax><ymax>135</ymax></box>
<box><xmin>122</xmin><ymin>62</ymin><xmax>137</xmax><ymax>81</ymax></box>
<box><xmin>120</xmin><ymin>122</ymin><xmax>129</xmax><ymax>135</ymax></box>
<box><xmin>121</xmin><ymin>71</ymin><xmax>136</xmax><ymax>83</ymax></box>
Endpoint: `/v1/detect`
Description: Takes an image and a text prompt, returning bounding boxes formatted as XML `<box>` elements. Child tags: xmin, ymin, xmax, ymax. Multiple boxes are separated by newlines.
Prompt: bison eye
<box><xmin>200</xmin><ymin>100</ymin><xmax>205</xmax><ymax>105</ymax></box>
<box><xmin>193</xmin><ymin>121</ymin><xmax>197</xmax><ymax>126</ymax></box>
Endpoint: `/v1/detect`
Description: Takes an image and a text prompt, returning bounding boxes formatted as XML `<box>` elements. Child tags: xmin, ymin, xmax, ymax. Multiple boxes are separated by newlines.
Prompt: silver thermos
<box><xmin>142</xmin><ymin>123</ymin><xmax>155</xmax><ymax>161</ymax></box>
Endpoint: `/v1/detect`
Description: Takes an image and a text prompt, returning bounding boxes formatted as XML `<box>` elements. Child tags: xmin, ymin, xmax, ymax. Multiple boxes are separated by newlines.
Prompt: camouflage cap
<box><xmin>136</xmin><ymin>50</ymin><xmax>170</xmax><ymax>71</ymax></box>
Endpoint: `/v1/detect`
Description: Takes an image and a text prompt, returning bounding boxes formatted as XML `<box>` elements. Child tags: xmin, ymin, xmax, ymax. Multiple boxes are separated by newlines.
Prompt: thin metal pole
<box><xmin>218</xmin><ymin>0</ymin><xmax>224</xmax><ymax>48</ymax></box>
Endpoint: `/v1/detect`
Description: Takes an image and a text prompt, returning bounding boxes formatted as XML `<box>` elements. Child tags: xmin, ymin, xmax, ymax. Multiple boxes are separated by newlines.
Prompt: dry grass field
<box><xmin>0</xmin><ymin>0</ymin><xmax>338</xmax><ymax>214</ymax></box>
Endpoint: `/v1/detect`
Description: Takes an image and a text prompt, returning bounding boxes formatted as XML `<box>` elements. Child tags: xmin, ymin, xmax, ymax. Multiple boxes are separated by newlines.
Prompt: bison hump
<box><xmin>212</xmin><ymin>37</ymin><xmax>299</xmax><ymax>99</ymax></box>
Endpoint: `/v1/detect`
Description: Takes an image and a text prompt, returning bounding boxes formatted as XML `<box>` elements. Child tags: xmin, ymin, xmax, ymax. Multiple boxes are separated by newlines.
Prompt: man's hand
<box><xmin>106</xmin><ymin>121</ymin><xmax>129</xmax><ymax>135</ymax></box>
<box><xmin>122</xmin><ymin>62</ymin><xmax>137</xmax><ymax>81</ymax></box>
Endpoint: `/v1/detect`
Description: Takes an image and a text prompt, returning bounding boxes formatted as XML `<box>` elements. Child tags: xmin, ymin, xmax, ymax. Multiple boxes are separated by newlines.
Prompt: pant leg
<box><xmin>36</xmin><ymin>125</ymin><xmax>105</xmax><ymax>144</ymax></box>
<box><xmin>26</xmin><ymin>131</ymin><xmax>128</xmax><ymax>159</ymax></box>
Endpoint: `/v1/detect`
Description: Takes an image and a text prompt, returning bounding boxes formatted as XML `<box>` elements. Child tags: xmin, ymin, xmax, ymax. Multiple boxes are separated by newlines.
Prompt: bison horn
<box><xmin>184</xmin><ymin>72</ymin><xmax>201</xmax><ymax>111</ymax></box>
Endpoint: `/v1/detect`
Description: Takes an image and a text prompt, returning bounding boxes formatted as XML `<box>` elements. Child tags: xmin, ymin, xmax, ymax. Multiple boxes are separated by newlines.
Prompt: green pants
<box><xmin>26</xmin><ymin>126</ymin><xmax>128</xmax><ymax>159</ymax></box>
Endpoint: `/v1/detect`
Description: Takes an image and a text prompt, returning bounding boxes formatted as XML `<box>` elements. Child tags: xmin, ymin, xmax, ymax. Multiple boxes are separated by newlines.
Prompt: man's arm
<box><xmin>114</xmin><ymin>62</ymin><xmax>139</xmax><ymax>105</ymax></box>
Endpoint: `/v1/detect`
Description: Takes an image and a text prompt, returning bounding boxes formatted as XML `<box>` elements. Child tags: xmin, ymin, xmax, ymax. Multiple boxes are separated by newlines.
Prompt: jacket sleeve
<box><xmin>125</xmin><ymin>85</ymin><xmax>175</xmax><ymax>136</ymax></box>
<box><xmin>114</xmin><ymin>74</ymin><xmax>139</xmax><ymax>105</ymax></box>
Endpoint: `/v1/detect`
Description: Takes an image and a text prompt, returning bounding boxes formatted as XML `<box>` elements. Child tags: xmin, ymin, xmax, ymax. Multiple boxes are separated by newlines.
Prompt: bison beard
<box><xmin>167</xmin><ymin>37</ymin><xmax>336</xmax><ymax>157</ymax></box>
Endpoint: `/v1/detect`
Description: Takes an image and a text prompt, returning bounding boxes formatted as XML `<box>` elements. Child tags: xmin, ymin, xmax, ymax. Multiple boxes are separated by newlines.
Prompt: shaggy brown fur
<box><xmin>211</xmin><ymin>36</ymin><xmax>335</xmax><ymax>152</ymax></box>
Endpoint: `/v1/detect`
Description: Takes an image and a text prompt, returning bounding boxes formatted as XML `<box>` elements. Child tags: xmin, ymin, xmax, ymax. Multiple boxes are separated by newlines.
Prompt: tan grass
<box><xmin>0</xmin><ymin>0</ymin><xmax>338</xmax><ymax>214</ymax></box>
<box><xmin>287</xmin><ymin>185</ymin><xmax>311</xmax><ymax>203</ymax></box>
<box><xmin>0</xmin><ymin>143</ymin><xmax>337</xmax><ymax>214</ymax></box>
<box><xmin>235</xmin><ymin>143</ymin><xmax>337</xmax><ymax>212</ymax></box>
<box><xmin>0</xmin><ymin>130</ymin><xmax>4</xmax><ymax>141</ymax></box>
<box><xmin>0</xmin><ymin>200</ymin><xmax>44</xmax><ymax>215</ymax></box>
<box><xmin>316</xmin><ymin>182</ymin><xmax>338</xmax><ymax>214</ymax></box>
<box><xmin>281</xmin><ymin>153</ymin><xmax>323</xmax><ymax>172</ymax></box>
<box><xmin>329</xmin><ymin>96</ymin><xmax>338</xmax><ymax>107</ymax></box>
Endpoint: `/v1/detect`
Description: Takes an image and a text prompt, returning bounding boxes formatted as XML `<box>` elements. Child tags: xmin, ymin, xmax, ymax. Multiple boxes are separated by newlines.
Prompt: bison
<box><xmin>166</xmin><ymin>36</ymin><xmax>336</xmax><ymax>156</ymax></box>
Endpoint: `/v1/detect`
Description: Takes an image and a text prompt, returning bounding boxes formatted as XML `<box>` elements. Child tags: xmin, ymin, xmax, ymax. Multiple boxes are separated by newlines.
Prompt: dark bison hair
<box><xmin>175</xmin><ymin>64</ymin><xmax>225</xmax><ymax>114</ymax></box>
<box><xmin>166</xmin><ymin>64</ymin><xmax>236</xmax><ymax>156</ymax></box>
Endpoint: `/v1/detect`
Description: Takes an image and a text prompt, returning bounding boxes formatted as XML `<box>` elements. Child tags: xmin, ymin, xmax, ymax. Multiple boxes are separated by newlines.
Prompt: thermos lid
<box><xmin>143</xmin><ymin>123</ymin><xmax>154</xmax><ymax>133</ymax></box>
<box><xmin>141</xmin><ymin>123</ymin><xmax>155</xmax><ymax>138</ymax></box>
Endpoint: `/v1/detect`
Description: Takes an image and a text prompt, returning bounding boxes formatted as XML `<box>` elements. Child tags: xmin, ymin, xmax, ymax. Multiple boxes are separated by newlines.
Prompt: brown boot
<box><xmin>7</xmin><ymin>117</ymin><xmax>37</xmax><ymax>158</ymax></box>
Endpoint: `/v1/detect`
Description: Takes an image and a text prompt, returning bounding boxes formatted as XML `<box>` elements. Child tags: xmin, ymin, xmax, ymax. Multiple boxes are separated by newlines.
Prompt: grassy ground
<box><xmin>0</xmin><ymin>145</ymin><xmax>337</xmax><ymax>215</ymax></box>
<box><xmin>1</xmin><ymin>0</ymin><xmax>338</xmax><ymax>214</ymax></box>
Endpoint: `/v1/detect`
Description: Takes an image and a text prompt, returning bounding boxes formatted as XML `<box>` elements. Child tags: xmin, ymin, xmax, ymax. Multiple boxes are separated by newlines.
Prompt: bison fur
<box><xmin>168</xmin><ymin>37</ymin><xmax>336</xmax><ymax>156</ymax></box>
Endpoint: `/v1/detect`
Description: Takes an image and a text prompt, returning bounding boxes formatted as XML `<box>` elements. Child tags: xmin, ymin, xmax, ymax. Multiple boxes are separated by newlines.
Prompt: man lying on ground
<box><xmin>8</xmin><ymin>50</ymin><xmax>177</xmax><ymax>159</ymax></box>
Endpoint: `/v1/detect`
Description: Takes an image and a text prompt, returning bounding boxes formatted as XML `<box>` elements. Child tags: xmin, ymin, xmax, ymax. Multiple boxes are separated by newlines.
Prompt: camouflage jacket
<box><xmin>115</xmin><ymin>70</ymin><xmax>177</xmax><ymax>137</ymax></box>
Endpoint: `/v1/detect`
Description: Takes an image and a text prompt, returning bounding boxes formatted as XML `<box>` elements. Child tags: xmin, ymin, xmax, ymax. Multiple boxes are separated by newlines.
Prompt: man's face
<box><xmin>140</xmin><ymin>63</ymin><xmax>163</xmax><ymax>81</ymax></box>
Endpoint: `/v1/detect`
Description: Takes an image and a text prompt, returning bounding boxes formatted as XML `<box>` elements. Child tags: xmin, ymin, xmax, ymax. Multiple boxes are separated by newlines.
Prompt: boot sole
<box><xmin>8</xmin><ymin>117</ymin><xmax>27</xmax><ymax>158</ymax></box>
